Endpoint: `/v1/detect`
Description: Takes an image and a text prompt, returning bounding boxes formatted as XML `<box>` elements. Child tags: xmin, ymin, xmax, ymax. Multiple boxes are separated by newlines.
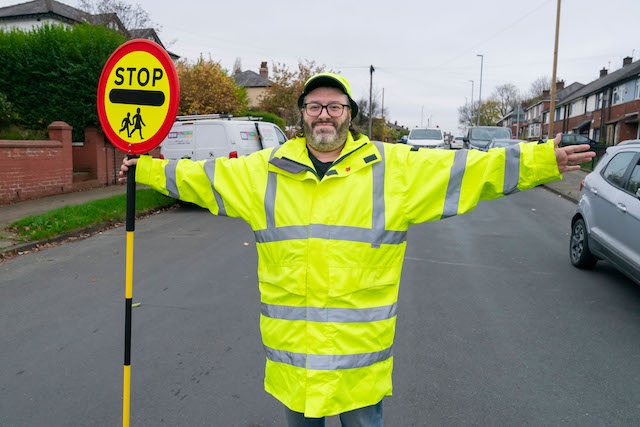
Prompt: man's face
<box><xmin>302</xmin><ymin>87</ymin><xmax>351</xmax><ymax>152</ymax></box>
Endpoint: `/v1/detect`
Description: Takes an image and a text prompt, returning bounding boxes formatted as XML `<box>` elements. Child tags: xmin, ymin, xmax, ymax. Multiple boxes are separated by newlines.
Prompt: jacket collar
<box><xmin>269</xmin><ymin>133</ymin><xmax>381</xmax><ymax>179</ymax></box>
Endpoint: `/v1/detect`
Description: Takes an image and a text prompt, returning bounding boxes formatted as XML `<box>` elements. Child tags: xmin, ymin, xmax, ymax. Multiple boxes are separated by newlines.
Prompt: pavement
<box><xmin>0</xmin><ymin>169</ymin><xmax>589</xmax><ymax>260</ymax></box>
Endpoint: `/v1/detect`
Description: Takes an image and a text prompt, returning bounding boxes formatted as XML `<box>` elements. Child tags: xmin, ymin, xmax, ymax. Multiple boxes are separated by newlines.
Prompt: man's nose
<box><xmin>318</xmin><ymin>105</ymin><xmax>332</xmax><ymax>117</ymax></box>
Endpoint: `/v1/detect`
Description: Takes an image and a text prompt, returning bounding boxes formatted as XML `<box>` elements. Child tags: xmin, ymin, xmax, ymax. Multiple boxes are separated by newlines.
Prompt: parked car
<box><xmin>464</xmin><ymin>126</ymin><xmax>512</xmax><ymax>151</ymax></box>
<box><xmin>399</xmin><ymin>135</ymin><xmax>408</xmax><ymax>144</ymax></box>
<box><xmin>450</xmin><ymin>136</ymin><xmax>465</xmax><ymax>149</ymax></box>
<box><xmin>569</xmin><ymin>139</ymin><xmax>640</xmax><ymax>285</ymax></box>
<box><xmin>406</xmin><ymin>128</ymin><xmax>446</xmax><ymax>149</ymax></box>
<box><xmin>487</xmin><ymin>138</ymin><xmax>525</xmax><ymax>149</ymax></box>
<box><xmin>558</xmin><ymin>133</ymin><xmax>597</xmax><ymax>149</ymax></box>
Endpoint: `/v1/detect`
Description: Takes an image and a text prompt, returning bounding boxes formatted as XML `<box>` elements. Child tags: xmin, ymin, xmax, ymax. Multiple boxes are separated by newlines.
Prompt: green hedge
<box><xmin>0</xmin><ymin>23</ymin><xmax>126</xmax><ymax>140</ymax></box>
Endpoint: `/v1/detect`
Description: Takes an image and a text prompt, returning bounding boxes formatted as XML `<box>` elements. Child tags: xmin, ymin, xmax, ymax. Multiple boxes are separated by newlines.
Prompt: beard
<box><xmin>304</xmin><ymin>117</ymin><xmax>350</xmax><ymax>152</ymax></box>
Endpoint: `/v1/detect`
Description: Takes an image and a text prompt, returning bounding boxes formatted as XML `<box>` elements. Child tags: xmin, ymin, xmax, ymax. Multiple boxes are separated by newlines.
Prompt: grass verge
<box><xmin>7</xmin><ymin>189</ymin><xmax>176</xmax><ymax>242</ymax></box>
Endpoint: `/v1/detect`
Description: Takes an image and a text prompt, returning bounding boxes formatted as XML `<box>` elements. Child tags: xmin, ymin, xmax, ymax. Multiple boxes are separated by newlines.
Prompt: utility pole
<box><xmin>368</xmin><ymin>65</ymin><xmax>375</xmax><ymax>138</ymax></box>
<box><xmin>548</xmin><ymin>0</ymin><xmax>561</xmax><ymax>140</ymax></box>
<box><xmin>469</xmin><ymin>80</ymin><xmax>474</xmax><ymax>126</ymax></box>
<box><xmin>476</xmin><ymin>54</ymin><xmax>484</xmax><ymax>126</ymax></box>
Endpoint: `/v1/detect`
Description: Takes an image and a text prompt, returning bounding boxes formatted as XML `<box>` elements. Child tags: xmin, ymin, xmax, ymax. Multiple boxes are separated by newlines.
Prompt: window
<box><xmin>612</xmin><ymin>86</ymin><xmax>621</xmax><ymax>105</ymax></box>
<box><xmin>627</xmin><ymin>162</ymin><xmax>640</xmax><ymax>196</ymax></box>
<box><xmin>612</xmin><ymin>84</ymin><xmax>627</xmax><ymax>105</ymax></box>
<box><xmin>595</xmin><ymin>93</ymin><xmax>603</xmax><ymax>109</ymax></box>
<box><xmin>636</xmin><ymin>78</ymin><xmax>640</xmax><ymax>100</ymax></box>
<box><xmin>602</xmin><ymin>152</ymin><xmax>636</xmax><ymax>188</ymax></box>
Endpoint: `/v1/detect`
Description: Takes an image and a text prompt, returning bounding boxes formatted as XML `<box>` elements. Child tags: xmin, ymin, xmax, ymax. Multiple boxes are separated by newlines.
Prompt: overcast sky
<box><xmin>4</xmin><ymin>0</ymin><xmax>639</xmax><ymax>134</ymax></box>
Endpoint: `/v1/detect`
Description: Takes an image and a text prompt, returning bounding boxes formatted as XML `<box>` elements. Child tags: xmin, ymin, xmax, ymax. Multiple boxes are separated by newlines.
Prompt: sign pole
<box><xmin>96</xmin><ymin>38</ymin><xmax>179</xmax><ymax>426</ymax></box>
<box><xmin>122</xmin><ymin>157</ymin><xmax>137</xmax><ymax>427</ymax></box>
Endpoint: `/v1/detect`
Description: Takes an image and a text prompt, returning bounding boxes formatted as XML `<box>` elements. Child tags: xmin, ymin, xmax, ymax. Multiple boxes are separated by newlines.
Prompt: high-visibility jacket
<box><xmin>135</xmin><ymin>132</ymin><xmax>561</xmax><ymax>417</ymax></box>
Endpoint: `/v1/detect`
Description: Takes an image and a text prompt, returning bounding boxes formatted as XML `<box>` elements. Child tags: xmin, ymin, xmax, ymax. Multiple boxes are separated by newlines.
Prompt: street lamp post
<box><xmin>468</xmin><ymin>79</ymin><xmax>474</xmax><ymax>126</ymax></box>
<box><xmin>476</xmin><ymin>54</ymin><xmax>484</xmax><ymax>126</ymax></box>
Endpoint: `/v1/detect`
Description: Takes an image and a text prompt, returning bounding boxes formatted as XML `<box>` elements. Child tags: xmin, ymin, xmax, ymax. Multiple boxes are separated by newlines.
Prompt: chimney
<box><xmin>555</xmin><ymin>80</ymin><xmax>565</xmax><ymax>91</ymax></box>
<box><xmin>600</xmin><ymin>67</ymin><xmax>608</xmax><ymax>78</ymax></box>
<box><xmin>259</xmin><ymin>61</ymin><xmax>268</xmax><ymax>78</ymax></box>
<box><xmin>623</xmin><ymin>56</ymin><xmax>633</xmax><ymax>67</ymax></box>
<box><xmin>542</xmin><ymin>89</ymin><xmax>550</xmax><ymax>98</ymax></box>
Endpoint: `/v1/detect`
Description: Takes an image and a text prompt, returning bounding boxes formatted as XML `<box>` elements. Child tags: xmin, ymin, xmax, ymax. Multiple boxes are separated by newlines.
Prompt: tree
<box><xmin>476</xmin><ymin>100</ymin><xmax>502</xmax><ymax>125</ymax></box>
<box><xmin>354</xmin><ymin>93</ymin><xmax>382</xmax><ymax>131</ymax></box>
<box><xmin>77</xmin><ymin>0</ymin><xmax>158</xmax><ymax>32</ymax></box>
<box><xmin>491</xmin><ymin>83</ymin><xmax>520</xmax><ymax>118</ymax></box>
<box><xmin>457</xmin><ymin>101</ymin><xmax>476</xmax><ymax>131</ymax></box>
<box><xmin>233</xmin><ymin>57</ymin><xmax>242</xmax><ymax>74</ymax></box>
<box><xmin>258</xmin><ymin>60</ymin><xmax>326</xmax><ymax>128</ymax></box>
<box><xmin>176</xmin><ymin>56</ymin><xmax>248</xmax><ymax>116</ymax></box>
<box><xmin>526</xmin><ymin>76</ymin><xmax>551</xmax><ymax>102</ymax></box>
<box><xmin>0</xmin><ymin>23</ymin><xmax>126</xmax><ymax>140</ymax></box>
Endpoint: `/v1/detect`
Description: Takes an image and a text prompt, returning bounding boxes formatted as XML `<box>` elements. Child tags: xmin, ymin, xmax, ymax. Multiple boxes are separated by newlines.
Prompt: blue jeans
<box><xmin>284</xmin><ymin>400</ymin><xmax>384</xmax><ymax>427</ymax></box>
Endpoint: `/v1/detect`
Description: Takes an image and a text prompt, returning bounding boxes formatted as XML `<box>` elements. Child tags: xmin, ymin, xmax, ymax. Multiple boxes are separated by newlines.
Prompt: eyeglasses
<box><xmin>303</xmin><ymin>102</ymin><xmax>350</xmax><ymax>117</ymax></box>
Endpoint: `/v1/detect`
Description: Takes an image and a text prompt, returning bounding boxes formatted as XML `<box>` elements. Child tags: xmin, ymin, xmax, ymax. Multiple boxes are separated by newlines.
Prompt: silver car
<box><xmin>570</xmin><ymin>140</ymin><xmax>640</xmax><ymax>284</ymax></box>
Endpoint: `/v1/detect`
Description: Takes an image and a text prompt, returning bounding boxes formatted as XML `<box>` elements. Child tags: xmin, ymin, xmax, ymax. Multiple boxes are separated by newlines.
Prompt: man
<box><xmin>120</xmin><ymin>72</ymin><xmax>594</xmax><ymax>426</ymax></box>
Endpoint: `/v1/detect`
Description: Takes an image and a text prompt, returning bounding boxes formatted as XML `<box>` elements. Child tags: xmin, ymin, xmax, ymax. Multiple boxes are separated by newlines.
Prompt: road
<box><xmin>1</xmin><ymin>187</ymin><xmax>640</xmax><ymax>426</ymax></box>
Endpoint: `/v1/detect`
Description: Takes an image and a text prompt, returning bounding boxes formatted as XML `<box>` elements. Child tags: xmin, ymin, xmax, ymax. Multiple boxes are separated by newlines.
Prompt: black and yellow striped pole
<box><xmin>123</xmin><ymin>158</ymin><xmax>137</xmax><ymax>427</ymax></box>
<box><xmin>96</xmin><ymin>38</ymin><xmax>180</xmax><ymax>427</ymax></box>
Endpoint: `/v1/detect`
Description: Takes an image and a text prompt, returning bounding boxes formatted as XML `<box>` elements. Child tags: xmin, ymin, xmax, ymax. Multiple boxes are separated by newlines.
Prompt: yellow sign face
<box><xmin>103</xmin><ymin>51</ymin><xmax>170</xmax><ymax>143</ymax></box>
<box><xmin>97</xmin><ymin>39</ymin><xmax>179</xmax><ymax>154</ymax></box>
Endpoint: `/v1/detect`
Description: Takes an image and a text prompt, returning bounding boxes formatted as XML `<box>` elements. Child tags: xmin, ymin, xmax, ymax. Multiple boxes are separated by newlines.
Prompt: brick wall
<box><xmin>0</xmin><ymin>121</ymin><xmax>73</xmax><ymax>204</ymax></box>
<box><xmin>0</xmin><ymin>122</ymin><xmax>163</xmax><ymax>205</ymax></box>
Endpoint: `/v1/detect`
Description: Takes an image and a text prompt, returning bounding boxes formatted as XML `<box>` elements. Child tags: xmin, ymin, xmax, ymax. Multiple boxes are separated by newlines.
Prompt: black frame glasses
<box><xmin>303</xmin><ymin>102</ymin><xmax>350</xmax><ymax>117</ymax></box>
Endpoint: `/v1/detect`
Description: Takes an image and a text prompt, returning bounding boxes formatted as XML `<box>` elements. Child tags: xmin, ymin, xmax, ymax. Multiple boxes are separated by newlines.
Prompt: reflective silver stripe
<box><xmin>254</xmin><ymin>224</ymin><xmax>406</xmax><ymax>244</ymax></box>
<box><xmin>264</xmin><ymin>148</ymin><xmax>280</xmax><ymax>228</ymax></box>
<box><xmin>503</xmin><ymin>144</ymin><xmax>521</xmax><ymax>195</ymax></box>
<box><xmin>165</xmin><ymin>160</ymin><xmax>179</xmax><ymax>199</ymax></box>
<box><xmin>256</xmin><ymin>142</ymin><xmax>406</xmax><ymax>245</ymax></box>
<box><xmin>261</xmin><ymin>302</ymin><xmax>397</xmax><ymax>323</ymax></box>
<box><xmin>264</xmin><ymin>345</ymin><xmax>393</xmax><ymax>370</ymax></box>
<box><xmin>442</xmin><ymin>149</ymin><xmax>467</xmax><ymax>218</ymax></box>
<box><xmin>371</xmin><ymin>141</ymin><xmax>386</xmax><ymax>247</ymax></box>
<box><xmin>203</xmin><ymin>160</ymin><xmax>227</xmax><ymax>216</ymax></box>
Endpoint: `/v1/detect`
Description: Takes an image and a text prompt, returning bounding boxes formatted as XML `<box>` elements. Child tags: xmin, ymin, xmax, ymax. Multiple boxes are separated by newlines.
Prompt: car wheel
<box><xmin>570</xmin><ymin>218</ymin><xmax>598</xmax><ymax>269</ymax></box>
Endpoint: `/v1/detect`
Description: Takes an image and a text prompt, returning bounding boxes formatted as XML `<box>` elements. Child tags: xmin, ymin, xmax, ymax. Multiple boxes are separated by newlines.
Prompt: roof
<box><xmin>0</xmin><ymin>0</ymin><xmax>89</xmax><ymax>24</ymax></box>
<box><xmin>0</xmin><ymin>0</ymin><xmax>179</xmax><ymax>60</ymax></box>
<box><xmin>572</xmin><ymin>120</ymin><xmax>592</xmax><ymax>131</ymax></box>
<box><xmin>560</xmin><ymin>59</ymin><xmax>640</xmax><ymax>105</ymax></box>
<box><xmin>233</xmin><ymin>70</ymin><xmax>271</xmax><ymax>88</ymax></box>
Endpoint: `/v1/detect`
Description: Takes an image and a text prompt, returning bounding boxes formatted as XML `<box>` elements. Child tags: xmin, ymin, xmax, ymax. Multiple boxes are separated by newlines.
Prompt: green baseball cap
<box><xmin>298</xmin><ymin>72</ymin><xmax>359</xmax><ymax>117</ymax></box>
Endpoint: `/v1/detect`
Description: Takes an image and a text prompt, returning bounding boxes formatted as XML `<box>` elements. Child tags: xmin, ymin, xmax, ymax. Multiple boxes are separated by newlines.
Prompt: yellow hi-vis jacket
<box><xmin>135</xmin><ymin>132</ymin><xmax>562</xmax><ymax>417</ymax></box>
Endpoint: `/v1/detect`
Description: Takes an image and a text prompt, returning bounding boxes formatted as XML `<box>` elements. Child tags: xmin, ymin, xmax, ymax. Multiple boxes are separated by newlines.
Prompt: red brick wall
<box><xmin>0</xmin><ymin>121</ymin><xmax>73</xmax><ymax>204</ymax></box>
<box><xmin>0</xmin><ymin>123</ymin><xmax>164</xmax><ymax>205</ymax></box>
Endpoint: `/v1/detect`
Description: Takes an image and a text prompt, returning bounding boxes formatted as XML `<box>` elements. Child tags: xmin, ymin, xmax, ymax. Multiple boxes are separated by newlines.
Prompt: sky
<box><xmin>2</xmin><ymin>0</ymin><xmax>639</xmax><ymax>135</ymax></box>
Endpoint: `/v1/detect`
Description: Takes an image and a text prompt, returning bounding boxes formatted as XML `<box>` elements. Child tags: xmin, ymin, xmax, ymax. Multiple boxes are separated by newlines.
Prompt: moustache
<box><xmin>312</xmin><ymin>120</ymin><xmax>336</xmax><ymax>128</ymax></box>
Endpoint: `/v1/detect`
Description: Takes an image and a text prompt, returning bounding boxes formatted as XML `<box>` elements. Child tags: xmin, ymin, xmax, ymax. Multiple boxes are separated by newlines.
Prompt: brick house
<box><xmin>546</xmin><ymin>57</ymin><xmax>640</xmax><ymax>144</ymax></box>
<box><xmin>521</xmin><ymin>81</ymin><xmax>584</xmax><ymax>141</ymax></box>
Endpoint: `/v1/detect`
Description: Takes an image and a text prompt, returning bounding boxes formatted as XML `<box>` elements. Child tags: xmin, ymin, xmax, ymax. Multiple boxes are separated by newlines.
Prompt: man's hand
<box><xmin>553</xmin><ymin>133</ymin><xmax>596</xmax><ymax>173</ymax></box>
<box><xmin>118</xmin><ymin>157</ymin><xmax>139</xmax><ymax>184</ymax></box>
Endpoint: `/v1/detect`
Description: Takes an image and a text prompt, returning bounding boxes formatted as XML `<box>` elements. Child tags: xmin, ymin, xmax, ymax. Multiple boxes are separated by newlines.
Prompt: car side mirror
<box><xmin>636</xmin><ymin>188</ymin><xmax>640</xmax><ymax>200</ymax></box>
<box><xmin>463</xmin><ymin>137</ymin><xmax>469</xmax><ymax>142</ymax></box>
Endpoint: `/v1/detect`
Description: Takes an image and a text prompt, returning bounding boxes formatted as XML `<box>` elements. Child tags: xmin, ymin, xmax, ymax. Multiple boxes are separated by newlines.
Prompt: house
<box><xmin>522</xmin><ymin>81</ymin><xmax>584</xmax><ymax>141</ymax></box>
<box><xmin>548</xmin><ymin>56</ymin><xmax>640</xmax><ymax>144</ymax></box>
<box><xmin>496</xmin><ymin>104</ymin><xmax>525</xmax><ymax>139</ymax></box>
<box><xmin>233</xmin><ymin>61</ymin><xmax>271</xmax><ymax>109</ymax></box>
<box><xmin>0</xmin><ymin>0</ymin><xmax>179</xmax><ymax>61</ymax></box>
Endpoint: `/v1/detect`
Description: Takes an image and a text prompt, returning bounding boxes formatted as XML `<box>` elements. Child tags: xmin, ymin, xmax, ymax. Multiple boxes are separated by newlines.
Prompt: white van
<box><xmin>160</xmin><ymin>114</ymin><xmax>288</xmax><ymax>160</ymax></box>
<box><xmin>406</xmin><ymin>128</ymin><xmax>446</xmax><ymax>149</ymax></box>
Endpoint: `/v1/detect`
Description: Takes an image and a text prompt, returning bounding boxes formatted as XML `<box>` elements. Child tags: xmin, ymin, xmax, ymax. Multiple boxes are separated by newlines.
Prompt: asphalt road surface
<box><xmin>2</xmin><ymin>187</ymin><xmax>640</xmax><ymax>426</ymax></box>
